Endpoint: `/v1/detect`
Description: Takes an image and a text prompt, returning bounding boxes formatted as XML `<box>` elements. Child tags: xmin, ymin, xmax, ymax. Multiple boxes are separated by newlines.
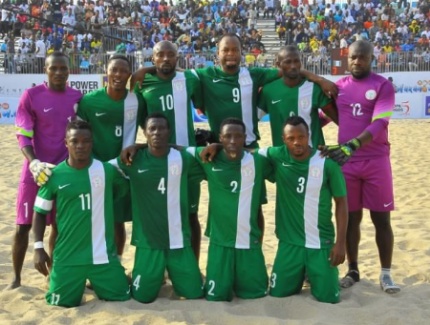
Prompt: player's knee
<box><xmin>15</xmin><ymin>224</ymin><xmax>31</xmax><ymax>237</ymax></box>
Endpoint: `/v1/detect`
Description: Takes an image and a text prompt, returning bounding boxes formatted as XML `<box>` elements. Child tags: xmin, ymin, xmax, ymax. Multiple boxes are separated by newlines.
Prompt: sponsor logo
<box><xmin>95</xmin><ymin>112</ymin><xmax>106</xmax><ymax>117</ymax></box>
<box><xmin>213</xmin><ymin>79</ymin><xmax>222</xmax><ymax>83</ymax></box>
<box><xmin>43</xmin><ymin>108</ymin><xmax>53</xmax><ymax>113</ymax></box>
<box><xmin>212</xmin><ymin>167</ymin><xmax>223</xmax><ymax>171</ymax></box>
<box><xmin>58</xmin><ymin>184</ymin><xmax>70</xmax><ymax>189</ymax></box>
<box><xmin>282</xmin><ymin>163</ymin><xmax>292</xmax><ymax>167</ymax></box>
<box><xmin>271</xmin><ymin>100</ymin><xmax>281</xmax><ymax>104</ymax></box>
<box><xmin>383</xmin><ymin>202</ymin><xmax>393</xmax><ymax>208</ymax></box>
<box><xmin>138</xmin><ymin>169</ymin><xmax>149</xmax><ymax>173</ymax></box>
<box><xmin>393</xmin><ymin>101</ymin><xmax>410</xmax><ymax>115</ymax></box>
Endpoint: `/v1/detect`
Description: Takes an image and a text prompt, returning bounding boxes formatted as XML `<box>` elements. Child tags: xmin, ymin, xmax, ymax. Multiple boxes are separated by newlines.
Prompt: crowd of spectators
<box><xmin>0</xmin><ymin>0</ymin><xmax>429</xmax><ymax>74</ymax></box>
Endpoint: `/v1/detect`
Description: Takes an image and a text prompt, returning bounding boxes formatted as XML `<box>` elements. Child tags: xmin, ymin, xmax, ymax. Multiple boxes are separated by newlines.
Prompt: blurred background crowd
<box><xmin>0</xmin><ymin>0</ymin><xmax>429</xmax><ymax>74</ymax></box>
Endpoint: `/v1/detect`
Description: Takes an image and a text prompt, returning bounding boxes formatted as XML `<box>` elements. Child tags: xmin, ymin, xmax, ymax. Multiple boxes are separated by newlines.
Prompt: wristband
<box><xmin>34</xmin><ymin>241</ymin><xmax>44</xmax><ymax>249</ymax></box>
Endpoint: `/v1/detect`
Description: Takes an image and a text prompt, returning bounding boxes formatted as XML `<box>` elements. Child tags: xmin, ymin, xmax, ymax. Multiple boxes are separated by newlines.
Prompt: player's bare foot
<box><xmin>5</xmin><ymin>279</ymin><xmax>21</xmax><ymax>290</ymax></box>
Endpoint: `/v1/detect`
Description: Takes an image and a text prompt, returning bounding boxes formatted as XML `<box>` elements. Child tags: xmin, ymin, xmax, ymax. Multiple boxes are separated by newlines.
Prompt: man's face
<box><xmin>348</xmin><ymin>43</ymin><xmax>373</xmax><ymax>79</ymax></box>
<box><xmin>152</xmin><ymin>42</ymin><xmax>178</xmax><ymax>76</ymax></box>
<box><xmin>144</xmin><ymin>118</ymin><xmax>170</xmax><ymax>149</ymax></box>
<box><xmin>65</xmin><ymin>128</ymin><xmax>93</xmax><ymax>163</ymax></box>
<box><xmin>282</xmin><ymin>123</ymin><xmax>309</xmax><ymax>159</ymax></box>
<box><xmin>107</xmin><ymin>59</ymin><xmax>131</xmax><ymax>91</ymax></box>
<box><xmin>277</xmin><ymin>51</ymin><xmax>301</xmax><ymax>80</ymax></box>
<box><xmin>219</xmin><ymin>124</ymin><xmax>245</xmax><ymax>159</ymax></box>
<box><xmin>217</xmin><ymin>36</ymin><xmax>242</xmax><ymax>73</ymax></box>
<box><xmin>45</xmin><ymin>56</ymin><xmax>69</xmax><ymax>91</ymax></box>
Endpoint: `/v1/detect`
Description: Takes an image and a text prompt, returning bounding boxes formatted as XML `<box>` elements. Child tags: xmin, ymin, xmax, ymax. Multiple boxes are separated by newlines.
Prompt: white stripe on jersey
<box><xmin>238</xmin><ymin>68</ymin><xmax>256</xmax><ymax>146</ymax></box>
<box><xmin>303</xmin><ymin>154</ymin><xmax>325</xmax><ymax>249</ymax></box>
<box><xmin>88</xmin><ymin>160</ymin><xmax>109</xmax><ymax>264</ymax></box>
<box><xmin>297</xmin><ymin>81</ymin><xmax>314</xmax><ymax>147</ymax></box>
<box><xmin>167</xmin><ymin>149</ymin><xmax>184</xmax><ymax>249</ymax></box>
<box><xmin>34</xmin><ymin>196</ymin><xmax>53</xmax><ymax>212</ymax></box>
<box><xmin>172</xmin><ymin>72</ymin><xmax>189</xmax><ymax>146</ymax></box>
<box><xmin>122</xmin><ymin>92</ymin><xmax>139</xmax><ymax>149</ymax></box>
<box><xmin>236</xmin><ymin>152</ymin><xmax>255</xmax><ymax>249</ymax></box>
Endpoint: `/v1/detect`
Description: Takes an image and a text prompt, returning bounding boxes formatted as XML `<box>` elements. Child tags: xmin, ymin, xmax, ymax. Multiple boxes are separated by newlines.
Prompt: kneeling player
<box><xmin>259</xmin><ymin>116</ymin><xmax>348</xmax><ymax>303</ymax></box>
<box><xmin>191</xmin><ymin>118</ymin><xmax>271</xmax><ymax>301</ymax></box>
<box><xmin>112</xmin><ymin>113</ymin><xmax>203</xmax><ymax>303</ymax></box>
<box><xmin>33</xmin><ymin>120</ymin><xmax>130</xmax><ymax>307</ymax></box>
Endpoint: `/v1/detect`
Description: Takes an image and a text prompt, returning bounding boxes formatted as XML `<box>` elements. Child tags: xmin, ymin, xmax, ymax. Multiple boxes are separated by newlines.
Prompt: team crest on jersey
<box><xmin>91</xmin><ymin>176</ymin><xmax>103</xmax><ymax>188</ymax></box>
<box><xmin>239</xmin><ymin>76</ymin><xmax>252</xmax><ymax>85</ymax></box>
<box><xmin>309</xmin><ymin>166</ymin><xmax>322</xmax><ymax>179</ymax></box>
<box><xmin>242</xmin><ymin>166</ymin><xmax>254</xmax><ymax>178</ymax></box>
<box><xmin>299</xmin><ymin>96</ymin><xmax>311</xmax><ymax>110</ymax></box>
<box><xmin>365</xmin><ymin>89</ymin><xmax>377</xmax><ymax>100</ymax></box>
<box><xmin>173</xmin><ymin>80</ymin><xmax>185</xmax><ymax>92</ymax></box>
<box><xmin>125</xmin><ymin>109</ymin><xmax>137</xmax><ymax>122</ymax></box>
<box><xmin>169</xmin><ymin>164</ymin><xmax>180</xmax><ymax>175</ymax></box>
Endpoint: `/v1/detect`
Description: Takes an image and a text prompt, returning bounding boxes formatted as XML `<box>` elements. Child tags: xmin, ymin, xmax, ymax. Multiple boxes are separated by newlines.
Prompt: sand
<box><xmin>0</xmin><ymin>120</ymin><xmax>429</xmax><ymax>325</ymax></box>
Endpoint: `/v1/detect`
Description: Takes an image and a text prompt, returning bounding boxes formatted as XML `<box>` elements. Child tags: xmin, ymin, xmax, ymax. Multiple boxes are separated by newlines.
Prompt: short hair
<box><xmin>283</xmin><ymin>116</ymin><xmax>309</xmax><ymax>133</ymax></box>
<box><xmin>108</xmin><ymin>54</ymin><xmax>131</xmax><ymax>70</ymax></box>
<box><xmin>218</xmin><ymin>33</ymin><xmax>243</xmax><ymax>48</ymax></box>
<box><xmin>66</xmin><ymin>119</ymin><xmax>92</xmax><ymax>136</ymax></box>
<box><xmin>277</xmin><ymin>45</ymin><xmax>300</xmax><ymax>61</ymax></box>
<box><xmin>220</xmin><ymin>117</ymin><xmax>246</xmax><ymax>134</ymax></box>
<box><xmin>45</xmin><ymin>51</ymin><xmax>69</xmax><ymax>65</ymax></box>
<box><xmin>144</xmin><ymin>112</ymin><xmax>170</xmax><ymax>130</ymax></box>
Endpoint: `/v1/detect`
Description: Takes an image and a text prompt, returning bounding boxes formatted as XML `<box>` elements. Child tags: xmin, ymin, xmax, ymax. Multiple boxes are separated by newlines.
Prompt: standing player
<box><xmin>10</xmin><ymin>52</ymin><xmax>82</xmax><ymax>289</ymax></box>
<box><xmin>111</xmin><ymin>113</ymin><xmax>203</xmax><ymax>303</ymax></box>
<box><xmin>138</xmin><ymin>40</ymin><xmax>203</xmax><ymax>261</ymax></box>
<box><xmin>77</xmin><ymin>54</ymin><xmax>144</xmax><ymax>262</ymax></box>
<box><xmin>259</xmin><ymin>116</ymin><xmax>348</xmax><ymax>303</ymax></box>
<box><xmin>257</xmin><ymin>45</ymin><xmax>338</xmax><ymax>147</ymax></box>
<box><xmin>189</xmin><ymin>118</ymin><xmax>271</xmax><ymax>301</ymax></box>
<box><xmin>33</xmin><ymin>120</ymin><xmax>130</xmax><ymax>307</ymax></box>
<box><xmin>319</xmin><ymin>40</ymin><xmax>400</xmax><ymax>294</ymax></box>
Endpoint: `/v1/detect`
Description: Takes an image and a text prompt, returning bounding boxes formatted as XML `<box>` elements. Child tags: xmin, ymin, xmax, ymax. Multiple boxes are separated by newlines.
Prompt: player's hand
<box><xmin>120</xmin><ymin>145</ymin><xmax>139</xmax><ymax>166</ymax></box>
<box><xmin>200</xmin><ymin>143</ymin><xmax>223</xmax><ymax>163</ymax></box>
<box><xmin>318</xmin><ymin>138</ymin><xmax>361</xmax><ymax>166</ymax></box>
<box><xmin>29</xmin><ymin>159</ymin><xmax>55</xmax><ymax>186</ymax></box>
<box><xmin>34</xmin><ymin>248</ymin><xmax>51</xmax><ymax>277</ymax></box>
<box><xmin>319</xmin><ymin>78</ymin><xmax>338</xmax><ymax>98</ymax></box>
<box><xmin>329</xmin><ymin>242</ymin><xmax>346</xmax><ymax>267</ymax></box>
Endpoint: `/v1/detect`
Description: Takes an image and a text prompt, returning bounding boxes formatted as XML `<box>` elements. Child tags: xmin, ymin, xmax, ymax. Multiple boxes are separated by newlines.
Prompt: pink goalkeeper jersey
<box><xmin>15</xmin><ymin>83</ymin><xmax>82</xmax><ymax>183</ymax></box>
<box><xmin>335</xmin><ymin>72</ymin><xmax>394</xmax><ymax>162</ymax></box>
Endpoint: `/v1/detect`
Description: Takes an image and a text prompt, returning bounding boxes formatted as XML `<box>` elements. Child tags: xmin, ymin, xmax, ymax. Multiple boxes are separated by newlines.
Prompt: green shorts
<box><xmin>131</xmin><ymin>246</ymin><xmax>203</xmax><ymax>303</ymax></box>
<box><xmin>269</xmin><ymin>241</ymin><xmax>340</xmax><ymax>303</ymax></box>
<box><xmin>188</xmin><ymin>178</ymin><xmax>201</xmax><ymax>214</ymax></box>
<box><xmin>113</xmin><ymin>192</ymin><xmax>132</xmax><ymax>223</ymax></box>
<box><xmin>46</xmin><ymin>260</ymin><xmax>130</xmax><ymax>307</ymax></box>
<box><xmin>205</xmin><ymin>243</ymin><xmax>268</xmax><ymax>301</ymax></box>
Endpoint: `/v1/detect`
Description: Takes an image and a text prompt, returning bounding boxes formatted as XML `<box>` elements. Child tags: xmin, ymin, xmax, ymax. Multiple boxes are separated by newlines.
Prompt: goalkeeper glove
<box><xmin>29</xmin><ymin>159</ymin><xmax>56</xmax><ymax>186</ymax></box>
<box><xmin>321</xmin><ymin>138</ymin><xmax>361</xmax><ymax>166</ymax></box>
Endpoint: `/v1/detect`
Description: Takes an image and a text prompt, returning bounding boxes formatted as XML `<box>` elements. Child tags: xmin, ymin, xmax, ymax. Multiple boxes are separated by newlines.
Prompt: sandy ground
<box><xmin>0</xmin><ymin>120</ymin><xmax>429</xmax><ymax>325</ymax></box>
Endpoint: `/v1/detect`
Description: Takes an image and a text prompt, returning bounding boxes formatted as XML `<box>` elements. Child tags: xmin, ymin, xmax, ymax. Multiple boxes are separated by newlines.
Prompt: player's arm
<box><xmin>330</xmin><ymin>196</ymin><xmax>348</xmax><ymax>267</ymax></box>
<box><xmin>320</xmin><ymin>101</ymin><xmax>338</xmax><ymax>125</ymax></box>
<box><xmin>130</xmin><ymin>66</ymin><xmax>157</xmax><ymax>90</ymax></box>
<box><xmin>33</xmin><ymin>211</ymin><xmax>51</xmax><ymax>277</ymax></box>
<box><xmin>300</xmin><ymin>69</ymin><xmax>338</xmax><ymax>98</ymax></box>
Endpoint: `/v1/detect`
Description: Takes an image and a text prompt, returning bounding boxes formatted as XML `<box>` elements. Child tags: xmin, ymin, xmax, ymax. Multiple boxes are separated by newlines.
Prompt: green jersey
<box><xmin>258</xmin><ymin>147</ymin><xmax>346</xmax><ymax>249</ymax></box>
<box><xmin>257</xmin><ymin>79</ymin><xmax>331</xmax><ymax>147</ymax></box>
<box><xmin>77</xmin><ymin>88</ymin><xmax>144</xmax><ymax>161</ymax></box>
<box><xmin>112</xmin><ymin>148</ymin><xmax>204</xmax><ymax>250</ymax></box>
<box><xmin>189</xmin><ymin>147</ymin><xmax>271</xmax><ymax>249</ymax></box>
<box><xmin>139</xmin><ymin>71</ymin><xmax>203</xmax><ymax>146</ymax></box>
<box><xmin>195</xmin><ymin>67</ymin><xmax>279</xmax><ymax>147</ymax></box>
<box><xmin>34</xmin><ymin>159</ymin><xmax>128</xmax><ymax>266</ymax></box>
